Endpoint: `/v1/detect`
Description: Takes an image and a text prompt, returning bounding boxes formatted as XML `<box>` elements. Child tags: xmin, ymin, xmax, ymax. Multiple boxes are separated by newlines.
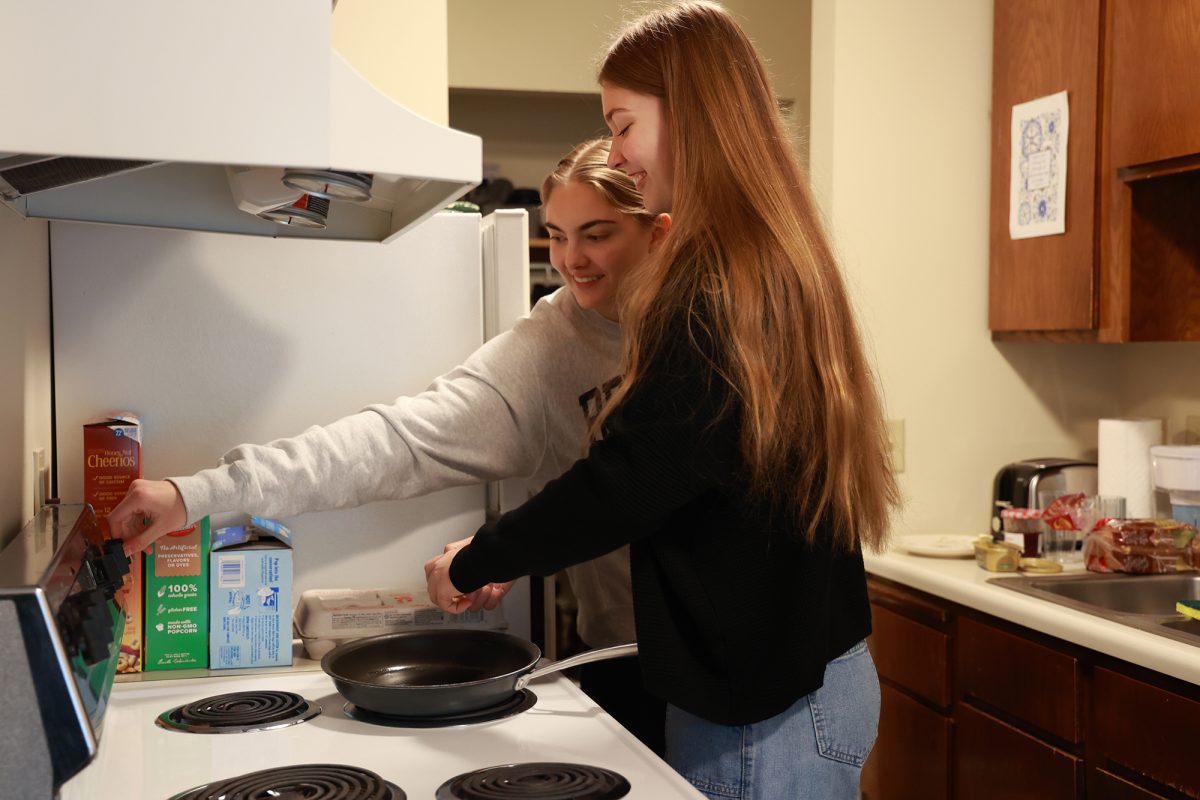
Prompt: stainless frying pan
<box><xmin>320</xmin><ymin>628</ymin><xmax>637</xmax><ymax>718</ymax></box>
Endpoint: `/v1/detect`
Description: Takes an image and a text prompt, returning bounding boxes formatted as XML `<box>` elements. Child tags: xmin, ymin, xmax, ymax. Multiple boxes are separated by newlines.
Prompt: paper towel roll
<box><xmin>1098</xmin><ymin>418</ymin><xmax>1164</xmax><ymax>518</ymax></box>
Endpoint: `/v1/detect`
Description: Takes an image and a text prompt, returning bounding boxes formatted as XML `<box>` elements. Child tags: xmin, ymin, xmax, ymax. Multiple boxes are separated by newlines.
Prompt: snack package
<box><xmin>1041</xmin><ymin>493</ymin><xmax>1087</xmax><ymax>532</ymax></box>
<box><xmin>1083</xmin><ymin>519</ymin><xmax>1197</xmax><ymax>574</ymax></box>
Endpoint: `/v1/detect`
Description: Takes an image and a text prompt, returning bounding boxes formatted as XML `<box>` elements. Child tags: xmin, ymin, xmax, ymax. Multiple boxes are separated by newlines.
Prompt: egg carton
<box><xmin>293</xmin><ymin>587</ymin><xmax>507</xmax><ymax>659</ymax></box>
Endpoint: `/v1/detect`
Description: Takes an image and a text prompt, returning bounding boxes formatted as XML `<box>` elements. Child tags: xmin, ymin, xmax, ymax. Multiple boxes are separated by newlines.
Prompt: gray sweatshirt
<box><xmin>170</xmin><ymin>288</ymin><xmax>633</xmax><ymax>647</ymax></box>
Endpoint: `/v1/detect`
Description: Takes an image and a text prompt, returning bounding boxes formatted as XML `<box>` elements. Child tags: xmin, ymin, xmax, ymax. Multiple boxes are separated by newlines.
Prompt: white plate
<box><xmin>895</xmin><ymin>535</ymin><xmax>977</xmax><ymax>558</ymax></box>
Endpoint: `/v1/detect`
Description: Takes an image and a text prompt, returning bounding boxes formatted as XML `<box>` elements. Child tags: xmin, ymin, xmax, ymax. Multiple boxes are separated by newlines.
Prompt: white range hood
<box><xmin>0</xmin><ymin>0</ymin><xmax>481</xmax><ymax>243</ymax></box>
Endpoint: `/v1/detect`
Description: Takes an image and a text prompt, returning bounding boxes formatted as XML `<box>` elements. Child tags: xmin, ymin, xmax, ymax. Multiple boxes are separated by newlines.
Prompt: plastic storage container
<box><xmin>1151</xmin><ymin>445</ymin><xmax>1200</xmax><ymax>528</ymax></box>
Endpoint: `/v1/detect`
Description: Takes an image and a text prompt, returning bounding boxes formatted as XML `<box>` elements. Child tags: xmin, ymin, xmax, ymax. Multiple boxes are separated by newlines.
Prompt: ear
<box><xmin>649</xmin><ymin>213</ymin><xmax>672</xmax><ymax>250</ymax></box>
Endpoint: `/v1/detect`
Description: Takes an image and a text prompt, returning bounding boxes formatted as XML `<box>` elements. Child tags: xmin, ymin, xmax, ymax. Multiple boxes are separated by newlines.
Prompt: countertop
<box><xmin>864</xmin><ymin>545</ymin><xmax>1200</xmax><ymax>687</ymax></box>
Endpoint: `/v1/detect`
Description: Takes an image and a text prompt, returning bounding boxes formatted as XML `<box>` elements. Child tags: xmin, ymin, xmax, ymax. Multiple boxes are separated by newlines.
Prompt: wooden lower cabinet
<box><xmin>953</xmin><ymin>702</ymin><xmax>1081</xmax><ymax>800</ymax></box>
<box><xmin>865</xmin><ymin>576</ymin><xmax>1200</xmax><ymax>799</ymax></box>
<box><xmin>1091</xmin><ymin>668</ymin><xmax>1200</xmax><ymax>797</ymax></box>
<box><xmin>861</xmin><ymin>683</ymin><xmax>951</xmax><ymax>800</ymax></box>
<box><xmin>1088</xmin><ymin>769</ymin><xmax>1171</xmax><ymax>800</ymax></box>
<box><xmin>957</xmin><ymin>616</ymin><xmax>1082</xmax><ymax>745</ymax></box>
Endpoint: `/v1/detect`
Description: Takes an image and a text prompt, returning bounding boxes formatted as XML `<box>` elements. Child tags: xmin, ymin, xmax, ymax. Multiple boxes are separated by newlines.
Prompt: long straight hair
<box><xmin>597</xmin><ymin>1</ymin><xmax>900</xmax><ymax>552</ymax></box>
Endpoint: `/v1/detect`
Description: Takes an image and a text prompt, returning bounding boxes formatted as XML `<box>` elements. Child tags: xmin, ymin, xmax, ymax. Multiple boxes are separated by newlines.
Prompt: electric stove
<box><xmin>60</xmin><ymin>666</ymin><xmax>703</xmax><ymax>798</ymax></box>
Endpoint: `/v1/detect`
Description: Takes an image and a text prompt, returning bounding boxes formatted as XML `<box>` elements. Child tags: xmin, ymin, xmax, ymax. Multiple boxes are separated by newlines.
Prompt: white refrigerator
<box><xmin>50</xmin><ymin>210</ymin><xmax>533</xmax><ymax>640</ymax></box>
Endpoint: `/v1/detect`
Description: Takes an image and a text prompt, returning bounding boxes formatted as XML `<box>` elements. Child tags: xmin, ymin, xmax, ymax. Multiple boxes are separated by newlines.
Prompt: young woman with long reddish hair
<box><xmin>426</xmin><ymin>3</ymin><xmax>900</xmax><ymax>798</ymax></box>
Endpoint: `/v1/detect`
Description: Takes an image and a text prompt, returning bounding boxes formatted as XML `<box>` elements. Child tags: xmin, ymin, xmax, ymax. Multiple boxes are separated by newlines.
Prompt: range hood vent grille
<box><xmin>0</xmin><ymin>157</ymin><xmax>158</xmax><ymax>199</ymax></box>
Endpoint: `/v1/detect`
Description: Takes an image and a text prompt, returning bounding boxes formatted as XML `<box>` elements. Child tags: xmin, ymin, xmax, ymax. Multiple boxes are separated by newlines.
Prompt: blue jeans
<box><xmin>665</xmin><ymin>640</ymin><xmax>880</xmax><ymax>800</ymax></box>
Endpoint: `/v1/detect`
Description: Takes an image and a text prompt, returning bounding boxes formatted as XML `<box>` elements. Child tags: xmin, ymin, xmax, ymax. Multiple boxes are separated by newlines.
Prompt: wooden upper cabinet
<box><xmin>1108</xmin><ymin>0</ymin><xmax>1200</xmax><ymax>168</ymax></box>
<box><xmin>990</xmin><ymin>0</ymin><xmax>1200</xmax><ymax>341</ymax></box>
<box><xmin>989</xmin><ymin>0</ymin><xmax>1102</xmax><ymax>336</ymax></box>
<box><xmin>1101</xmin><ymin>0</ymin><xmax>1200</xmax><ymax>342</ymax></box>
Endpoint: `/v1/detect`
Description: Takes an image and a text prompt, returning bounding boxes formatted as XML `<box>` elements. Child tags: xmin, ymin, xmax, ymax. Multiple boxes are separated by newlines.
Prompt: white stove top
<box><xmin>61</xmin><ymin>667</ymin><xmax>703</xmax><ymax>799</ymax></box>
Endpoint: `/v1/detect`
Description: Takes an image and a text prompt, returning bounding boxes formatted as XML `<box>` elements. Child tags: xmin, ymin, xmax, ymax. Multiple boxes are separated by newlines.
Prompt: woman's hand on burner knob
<box><xmin>108</xmin><ymin>479</ymin><xmax>188</xmax><ymax>557</ymax></box>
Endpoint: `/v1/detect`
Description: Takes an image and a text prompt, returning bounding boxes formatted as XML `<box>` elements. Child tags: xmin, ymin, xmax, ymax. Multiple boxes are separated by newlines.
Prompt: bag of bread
<box><xmin>1083</xmin><ymin>519</ymin><xmax>1196</xmax><ymax>574</ymax></box>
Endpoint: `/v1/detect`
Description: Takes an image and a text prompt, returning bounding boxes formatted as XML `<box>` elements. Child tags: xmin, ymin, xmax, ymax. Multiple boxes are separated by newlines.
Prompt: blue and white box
<box><xmin>209</xmin><ymin>517</ymin><xmax>293</xmax><ymax>669</ymax></box>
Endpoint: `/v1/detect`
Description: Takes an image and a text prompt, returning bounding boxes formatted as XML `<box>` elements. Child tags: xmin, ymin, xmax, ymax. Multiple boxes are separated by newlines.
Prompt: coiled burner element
<box><xmin>436</xmin><ymin>763</ymin><xmax>631</xmax><ymax>800</ymax></box>
<box><xmin>157</xmin><ymin>690</ymin><xmax>321</xmax><ymax>733</ymax></box>
<box><xmin>169</xmin><ymin>763</ymin><xmax>404</xmax><ymax>800</ymax></box>
<box><xmin>344</xmin><ymin>689</ymin><xmax>536</xmax><ymax>729</ymax></box>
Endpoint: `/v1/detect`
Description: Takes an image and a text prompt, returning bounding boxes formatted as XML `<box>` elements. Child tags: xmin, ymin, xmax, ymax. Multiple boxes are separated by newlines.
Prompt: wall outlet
<box><xmin>886</xmin><ymin>419</ymin><xmax>905</xmax><ymax>473</ymax></box>
<box><xmin>1186</xmin><ymin>415</ymin><xmax>1200</xmax><ymax>445</ymax></box>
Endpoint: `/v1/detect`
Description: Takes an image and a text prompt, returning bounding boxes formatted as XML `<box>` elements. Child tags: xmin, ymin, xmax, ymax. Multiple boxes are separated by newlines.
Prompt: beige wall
<box><xmin>333</xmin><ymin>0</ymin><xmax>449</xmax><ymax>124</ymax></box>
<box><xmin>810</xmin><ymin>0</ymin><xmax>1200</xmax><ymax>537</ymax></box>
<box><xmin>448</xmin><ymin>0</ymin><xmax>811</xmax><ymax>185</ymax></box>
<box><xmin>810</xmin><ymin>0</ymin><xmax>1124</xmax><ymax>537</ymax></box>
<box><xmin>0</xmin><ymin>209</ymin><xmax>52</xmax><ymax>546</ymax></box>
<box><xmin>1119</xmin><ymin>344</ymin><xmax>1200</xmax><ymax>446</ymax></box>
<box><xmin>448</xmin><ymin>1</ymin><xmax>619</xmax><ymax>94</ymax></box>
<box><xmin>449</xmin><ymin>0</ymin><xmax>808</xmax><ymax>111</ymax></box>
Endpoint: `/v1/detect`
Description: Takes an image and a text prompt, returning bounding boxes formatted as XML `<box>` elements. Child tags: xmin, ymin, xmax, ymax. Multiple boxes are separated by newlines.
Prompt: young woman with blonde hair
<box><xmin>108</xmin><ymin>138</ymin><xmax>671</xmax><ymax>753</ymax></box>
<box><xmin>426</xmin><ymin>2</ymin><xmax>900</xmax><ymax>797</ymax></box>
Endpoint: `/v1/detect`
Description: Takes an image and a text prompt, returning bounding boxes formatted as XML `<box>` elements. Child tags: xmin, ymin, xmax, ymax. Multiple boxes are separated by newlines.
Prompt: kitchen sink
<box><xmin>989</xmin><ymin>572</ymin><xmax>1200</xmax><ymax>647</ymax></box>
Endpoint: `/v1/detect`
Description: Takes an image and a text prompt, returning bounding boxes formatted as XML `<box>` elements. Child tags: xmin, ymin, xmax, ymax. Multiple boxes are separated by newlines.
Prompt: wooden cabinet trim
<box><xmin>867</xmin><ymin>575</ymin><xmax>952</xmax><ymax>627</ymax></box>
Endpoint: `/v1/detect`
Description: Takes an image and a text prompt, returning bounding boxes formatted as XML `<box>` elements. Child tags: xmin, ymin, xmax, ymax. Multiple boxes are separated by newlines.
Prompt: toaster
<box><xmin>991</xmin><ymin>458</ymin><xmax>1098</xmax><ymax>537</ymax></box>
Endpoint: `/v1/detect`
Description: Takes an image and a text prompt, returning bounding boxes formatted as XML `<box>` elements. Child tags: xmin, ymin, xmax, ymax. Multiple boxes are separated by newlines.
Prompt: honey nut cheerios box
<box><xmin>83</xmin><ymin>412</ymin><xmax>144</xmax><ymax>673</ymax></box>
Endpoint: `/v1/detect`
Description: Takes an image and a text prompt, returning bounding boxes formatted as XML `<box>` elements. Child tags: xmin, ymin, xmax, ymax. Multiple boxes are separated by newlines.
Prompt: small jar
<box><xmin>1001</xmin><ymin>507</ymin><xmax>1044</xmax><ymax>557</ymax></box>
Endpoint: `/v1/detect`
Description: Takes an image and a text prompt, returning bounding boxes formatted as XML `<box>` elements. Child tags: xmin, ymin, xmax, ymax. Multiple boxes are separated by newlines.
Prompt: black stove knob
<box><xmin>79</xmin><ymin>589</ymin><xmax>115</xmax><ymax>665</ymax></box>
<box><xmin>59</xmin><ymin>589</ymin><xmax>115</xmax><ymax>666</ymax></box>
<box><xmin>82</xmin><ymin>540</ymin><xmax>130</xmax><ymax>599</ymax></box>
<box><xmin>97</xmin><ymin>538</ymin><xmax>131</xmax><ymax>595</ymax></box>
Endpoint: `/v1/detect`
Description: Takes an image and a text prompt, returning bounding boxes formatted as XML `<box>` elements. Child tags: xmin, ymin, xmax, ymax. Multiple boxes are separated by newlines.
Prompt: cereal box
<box><xmin>144</xmin><ymin>517</ymin><xmax>210</xmax><ymax>670</ymax></box>
<box><xmin>83</xmin><ymin>413</ymin><xmax>142</xmax><ymax>518</ymax></box>
<box><xmin>83</xmin><ymin>412</ymin><xmax>144</xmax><ymax>672</ymax></box>
<box><xmin>115</xmin><ymin>557</ymin><xmax>144</xmax><ymax>674</ymax></box>
<box><xmin>209</xmin><ymin>517</ymin><xmax>293</xmax><ymax>669</ymax></box>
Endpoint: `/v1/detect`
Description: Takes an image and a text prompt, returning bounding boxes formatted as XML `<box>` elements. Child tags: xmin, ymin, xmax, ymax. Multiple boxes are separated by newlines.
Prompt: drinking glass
<box><xmin>1080</xmin><ymin>495</ymin><xmax>1126</xmax><ymax>533</ymax></box>
<box><xmin>1043</xmin><ymin>527</ymin><xmax>1080</xmax><ymax>564</ymax></box>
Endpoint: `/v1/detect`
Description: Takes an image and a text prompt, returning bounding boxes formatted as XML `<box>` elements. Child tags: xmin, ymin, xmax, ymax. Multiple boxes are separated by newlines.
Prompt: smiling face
<box><xmin>601</xmin><ymin>82</ymin><xmax>674</xmax><ymax>214</ymax></box>
<box><xmin>543</xmin><ymin>181</ymin><xmax>661</xmax><ymax>321</ymax></box>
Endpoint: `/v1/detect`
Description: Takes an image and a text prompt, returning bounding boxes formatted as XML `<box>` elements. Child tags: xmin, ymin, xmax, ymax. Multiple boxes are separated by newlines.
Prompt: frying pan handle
<box><xmin>515</xmin><ymin>643</ymin><xmax>639</xmax><ymax>691</ymax></box>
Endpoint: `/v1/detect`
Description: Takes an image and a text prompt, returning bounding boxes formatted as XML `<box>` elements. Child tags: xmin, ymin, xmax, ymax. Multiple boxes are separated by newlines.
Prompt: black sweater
<box><xmin>450</xmin><ymin>318</ymin><xmax>872</xmax><ymax>726</ymax></box>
